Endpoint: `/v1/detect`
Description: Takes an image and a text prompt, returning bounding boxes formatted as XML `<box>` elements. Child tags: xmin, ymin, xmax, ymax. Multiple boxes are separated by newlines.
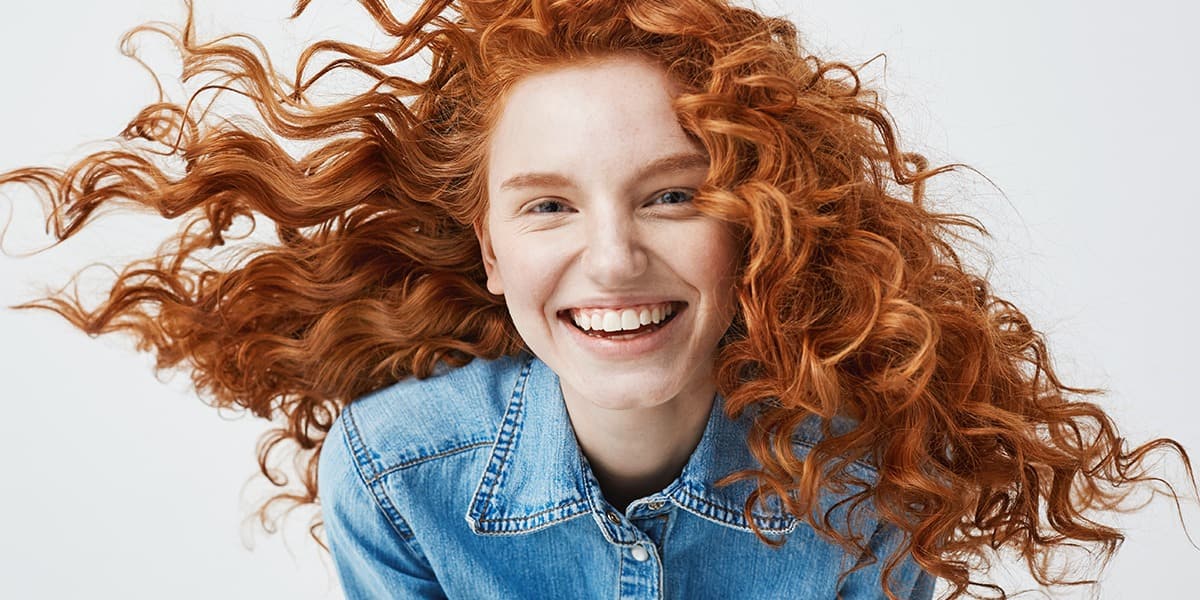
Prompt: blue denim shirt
<box><xmin>319</xmin><ymin>353</ymin><xmax>937</xmax><ymax>599</ymax></box>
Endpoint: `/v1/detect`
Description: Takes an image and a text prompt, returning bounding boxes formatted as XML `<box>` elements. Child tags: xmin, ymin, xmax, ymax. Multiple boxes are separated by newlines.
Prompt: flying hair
<box><xmin>2</xmin><ymin>1</ymin><xmax>1195</xmax><ymax>598</ymax></box>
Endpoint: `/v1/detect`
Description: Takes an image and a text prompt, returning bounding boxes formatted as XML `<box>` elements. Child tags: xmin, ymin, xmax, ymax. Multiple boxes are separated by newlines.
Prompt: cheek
<box><xmin>492</xmin><ymin>241</ymin><xmax>559</xmax><ymax>311</ymax></box>
<box><xmin>676</xmin><ymin>223</ymin><xmax>741</xmax><ymax>292</ymax></box>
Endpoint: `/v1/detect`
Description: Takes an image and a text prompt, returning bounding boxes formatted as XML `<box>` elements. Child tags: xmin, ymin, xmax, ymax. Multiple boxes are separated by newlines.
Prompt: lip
<box><xmin>557</xmin><ymin>303</ymin><xmax>685</xmax><ymax>360</ymax></box>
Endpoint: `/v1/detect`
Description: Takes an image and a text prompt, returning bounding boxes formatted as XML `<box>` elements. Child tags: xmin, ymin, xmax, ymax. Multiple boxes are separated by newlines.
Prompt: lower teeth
<box><xmin>585</xmin><ymin>323</ymin><xmax>658</xmax><ymax>338</ymax></box>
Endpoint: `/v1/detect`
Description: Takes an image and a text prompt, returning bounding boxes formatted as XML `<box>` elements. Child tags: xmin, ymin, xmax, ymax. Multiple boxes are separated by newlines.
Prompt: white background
<box><xmin>2</xmin><ymin>1</ymin><xmax>1197</xmax><ymax>598</ymax></box>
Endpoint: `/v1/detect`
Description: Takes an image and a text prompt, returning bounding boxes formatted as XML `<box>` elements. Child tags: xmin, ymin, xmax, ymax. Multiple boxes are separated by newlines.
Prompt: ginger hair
<box><xmin>2</xmin><ymin>1</ymin><xmax>1194</xmax><ymax>598</ymax></box>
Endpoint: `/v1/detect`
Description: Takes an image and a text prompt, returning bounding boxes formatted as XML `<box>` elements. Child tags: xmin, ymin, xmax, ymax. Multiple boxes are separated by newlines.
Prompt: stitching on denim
<box><xmin>653</xmin><ymin>540</ymin><xmax>664</xmax><ymax>598</ymax></box>
<box><xmin>343</xmin><ymin>404</ymin><xmax>379</xmax><ymax>481</ymax></box>
<box><xmin>471</xmin><ymin>508</ymin><xmax>591</xmax><ymax>536</ymax></box>
<box><xmin>475</xmin><ymin>498</ymin><xmax>587</xmax><ymax>523</ymax></box>
<box><xmin>674</xmin><ymin>485</ymin><xmax>796</xmax><ymax>533</ymax></box>
<box><xmin>483</xmin><ymin>357</ymin><xmax>531</xmax><ymax>497</ymax></box>
<box><xmin>466</xmin><ymin>357</ymin><xmax>533</xmax><ymax>526</ymax></box>
<box><xmin>678</xmin><ymin>484</ymin><xmax>788</xmax><ymax>524</ymax></box>
<box><xmin>654</xmin><ymin>505</ymin><xmax>677</xmax><ymax>555</ymax></box>
<box><xmin>341</xmin><ymin>405</ymin><xmax>418</xmax><ymax>541</ymax></box>
<box><xmin>371</xmin><ymin>475</ymin><xmax>425</xmax><ymax>545</ymax></box>
<box><xmin>370</xmin><ymin>439</ymin><xmax>493</xmax><ymax>483</ymax></box>
<box><xmin>673</xmin><ymin>500</ymin><xmax>795</xmax><ymax>538</ymax></box>
<box><xmin>366</xmin><ymin>476</ymin><xmax>420</xmax><ymax>542</ymax></box>
<box><xmin>615</xmin><ymin>541</ymin><xmax>626</xmax><ymax>598</ymax></box>
<box><xmin>580</xmin><ymin>451</ymin><xmax>630</xmax><ymax>545</ymax></box>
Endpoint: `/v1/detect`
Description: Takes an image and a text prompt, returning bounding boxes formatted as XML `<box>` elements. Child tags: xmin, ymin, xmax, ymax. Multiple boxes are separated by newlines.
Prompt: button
<box><xmin>646</xmin><ymin>501</ymin><xmax>665</xmax><ymax>511</ymax></box>
<box><xmin>630</xmin><ymin>545</ymin><xmax>650</xmax><ymax>562</ymax></box>
<box><xmin>606</xmin><ymin>511</ymin><xmax>621</xmax><ymax>525</ymax></box>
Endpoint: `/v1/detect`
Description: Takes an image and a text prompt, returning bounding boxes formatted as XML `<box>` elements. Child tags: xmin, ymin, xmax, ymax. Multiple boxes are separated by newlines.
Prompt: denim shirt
<box><xmin>318</xmin><ymin>353</ymin><xmax>937</xmax><ymax>599</ymax></box>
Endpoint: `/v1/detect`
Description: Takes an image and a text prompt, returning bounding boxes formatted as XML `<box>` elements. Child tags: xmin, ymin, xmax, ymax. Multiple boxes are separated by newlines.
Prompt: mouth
<box><xmin>557</xmin><ymin>301</ymin><xmax>685</xmax><ymax>340</ymax></box>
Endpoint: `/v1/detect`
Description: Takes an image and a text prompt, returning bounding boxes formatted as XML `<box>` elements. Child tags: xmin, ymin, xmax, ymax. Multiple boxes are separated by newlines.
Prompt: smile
<box><xmin>558</xmin><ymin>301</ymin><xmax>684</xmax><ymax>340</ymax></box>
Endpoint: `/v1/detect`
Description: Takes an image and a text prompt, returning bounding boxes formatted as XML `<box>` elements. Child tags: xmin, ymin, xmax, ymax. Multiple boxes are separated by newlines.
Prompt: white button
<box><xmin>630</xmin><ymin>545</ymin><xmax>650</xmax><ymax>562</ymax></box>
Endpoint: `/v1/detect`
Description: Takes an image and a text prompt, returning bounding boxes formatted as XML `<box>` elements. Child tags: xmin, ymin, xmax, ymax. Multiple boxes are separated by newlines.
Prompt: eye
<box><xmin>528</xmin><ymin>199</ymin><xmax>571</xmax><ymax>214</ymax></box>
<box><xmin>648</xmin><ymin>189</ymin><xmax>695</xmax><ymax>206</ymax></box>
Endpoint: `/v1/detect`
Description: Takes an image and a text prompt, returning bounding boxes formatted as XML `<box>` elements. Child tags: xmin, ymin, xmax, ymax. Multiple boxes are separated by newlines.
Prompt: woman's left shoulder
<box><xmin>789</xmin><ymin>411</ymin><xmax>882</xmax><ymax>480</ymax></box>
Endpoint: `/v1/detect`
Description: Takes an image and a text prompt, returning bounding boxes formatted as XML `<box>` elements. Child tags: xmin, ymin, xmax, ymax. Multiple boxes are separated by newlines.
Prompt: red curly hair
<box><xmin>3</xmin><ymin>1</ymin><xmax>1195</xmax><ymax>598</ymax></box>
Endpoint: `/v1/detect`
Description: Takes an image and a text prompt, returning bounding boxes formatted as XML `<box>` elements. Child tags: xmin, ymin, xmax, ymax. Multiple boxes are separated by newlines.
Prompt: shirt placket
<box><xmin>597</xmin><ymin>505</ymin><xmax>664</xmax><ymax>600</ymax></box>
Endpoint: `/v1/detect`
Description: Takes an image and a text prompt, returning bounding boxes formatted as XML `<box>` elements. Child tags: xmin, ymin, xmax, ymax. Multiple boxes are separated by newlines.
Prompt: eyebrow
<box><xmin>497</xmin><ymin>152</ymin><xmax>710</xmax><ymax>193</ymax></box>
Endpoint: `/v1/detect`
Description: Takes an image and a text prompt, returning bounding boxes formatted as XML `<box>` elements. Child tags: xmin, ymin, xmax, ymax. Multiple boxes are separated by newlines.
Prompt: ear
<box><xmin>473</xmin><ymin>220</ymin><xmax>504</xmax><ymax>296</ymax></box>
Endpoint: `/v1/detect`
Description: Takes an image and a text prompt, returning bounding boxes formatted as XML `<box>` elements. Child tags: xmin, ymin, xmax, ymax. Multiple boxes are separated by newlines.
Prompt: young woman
<box><xmin>2</xmin><ymin>0</ymin><xmax>1195</xmax><ymax>598</ymax></box>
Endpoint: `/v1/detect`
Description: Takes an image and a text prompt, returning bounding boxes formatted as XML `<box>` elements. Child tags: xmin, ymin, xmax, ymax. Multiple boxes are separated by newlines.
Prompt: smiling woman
<box><xmin>2</xmin><ymin>0</ymin><xmax>1198</xmax><ymax>599</ymax></box>
<box><xmin>477</xmin><ymin>56</ymin><xmax>743</xmax><ymax>514</ymax></box>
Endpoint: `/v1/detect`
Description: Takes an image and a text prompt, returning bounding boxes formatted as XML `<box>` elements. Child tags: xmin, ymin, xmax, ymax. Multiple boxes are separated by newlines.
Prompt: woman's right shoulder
<box><xmin>323</xmin><ymin>353</ymin><xmax>531</xmax><ymax>480</ymax></box>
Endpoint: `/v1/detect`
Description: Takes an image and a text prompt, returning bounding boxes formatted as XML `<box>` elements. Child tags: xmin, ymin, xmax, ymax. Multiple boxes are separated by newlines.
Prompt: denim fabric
<box><xmin>319</xmin><ymin>353</ymin><xmax>938</xmax><ymax>599</ymax></box>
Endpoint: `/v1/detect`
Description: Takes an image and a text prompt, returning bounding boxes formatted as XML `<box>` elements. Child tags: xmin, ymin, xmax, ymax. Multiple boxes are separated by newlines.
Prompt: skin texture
<box><xmin>476</xmin><ymin>55</ymin><xmax>741</xmax><ymax>509</ymax></box>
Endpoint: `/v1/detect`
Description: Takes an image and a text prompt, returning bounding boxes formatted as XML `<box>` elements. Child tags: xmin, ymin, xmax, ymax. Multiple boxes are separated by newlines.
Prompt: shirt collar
<box><xmin>465</xmin><ymin>354</ymin><xmax>877</xmax><ymax>538</ymax></box>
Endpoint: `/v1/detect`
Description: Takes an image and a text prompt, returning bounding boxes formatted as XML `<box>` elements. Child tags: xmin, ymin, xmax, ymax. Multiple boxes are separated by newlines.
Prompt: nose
<box><xmin>581</xmin><ymin>210</ymin><xmax>648</xmax><ymax>286</ymax></box>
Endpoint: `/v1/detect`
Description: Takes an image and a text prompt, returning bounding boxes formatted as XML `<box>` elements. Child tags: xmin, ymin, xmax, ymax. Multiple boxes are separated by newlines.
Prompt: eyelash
<box><xmin>650</xmin><ymin>189</ymin><xmax>695</xmax><ymax>206</ymax></box>
<box><xmin>527</xmin><ymin>189</ymin><xmax>695</xmax><ymax>214</ymax></box>
<box><xmin>528</xmin><ymin>200</ymin><xmax>568</xmax><ymax>214</ymax></box>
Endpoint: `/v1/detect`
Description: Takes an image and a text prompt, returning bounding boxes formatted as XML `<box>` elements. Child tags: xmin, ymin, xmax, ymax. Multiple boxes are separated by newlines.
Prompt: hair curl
<box><xmin>3</xmin><ymin>1</ymin><xmax>1195</xmax><ymax>598</ymax></box>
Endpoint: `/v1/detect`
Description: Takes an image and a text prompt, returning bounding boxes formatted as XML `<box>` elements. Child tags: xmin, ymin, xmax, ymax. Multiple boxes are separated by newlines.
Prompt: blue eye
<box><xmin>529</xmin><ymin>199</ymin><xmax>569</xmax><ymax>213</ymax></box>
<box><xmin>650</xmin><ymin>190</ymin><xmax>694</xmax><ymax>205</ymax></box>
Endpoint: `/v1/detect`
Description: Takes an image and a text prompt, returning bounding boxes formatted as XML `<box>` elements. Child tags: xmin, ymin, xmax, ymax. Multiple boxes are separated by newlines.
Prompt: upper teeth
<box><xmin>569</xmin><ymin>302</ymin><xmax>676</xmax><ymax>332</ymax></box>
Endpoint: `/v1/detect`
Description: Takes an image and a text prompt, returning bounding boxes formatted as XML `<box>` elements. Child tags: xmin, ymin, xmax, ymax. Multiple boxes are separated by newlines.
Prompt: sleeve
<box><xmin>836</xmin><ymin>518</ymin><xmax>939</xmax><ymax>600</ymax></box>
<box><xmin>318</xmin><ymin>410</ymin><xmax>448</xmax><ymax>600</ymax></box>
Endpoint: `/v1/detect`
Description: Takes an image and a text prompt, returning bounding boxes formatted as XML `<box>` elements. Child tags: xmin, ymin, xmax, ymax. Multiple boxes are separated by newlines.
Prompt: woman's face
<box><xmin>477</xmin><ymin>54</ymin><xmax>740</xmax><ymax>413</ymax></box>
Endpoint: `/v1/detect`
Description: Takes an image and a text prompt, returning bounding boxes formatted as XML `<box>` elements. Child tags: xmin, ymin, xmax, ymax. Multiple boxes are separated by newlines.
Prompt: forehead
<box><xmin>485</xmin><ymin>55</ymin><xmax>701</xmax><ymax>187</ymax></box>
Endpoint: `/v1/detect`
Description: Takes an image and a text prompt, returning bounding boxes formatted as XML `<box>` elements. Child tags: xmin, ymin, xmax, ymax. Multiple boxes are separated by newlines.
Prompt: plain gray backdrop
<box><xmin>2</xmin><ymin>1</ymin><xmax>1197</xmax><ymax>598</ymax></box>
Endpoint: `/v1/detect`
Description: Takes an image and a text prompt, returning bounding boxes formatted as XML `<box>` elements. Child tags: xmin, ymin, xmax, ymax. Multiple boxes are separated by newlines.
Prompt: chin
<box><xmin>567</xmin><ymin>373</ymin><xmax>681</xmax><ymax>412</ymax></box>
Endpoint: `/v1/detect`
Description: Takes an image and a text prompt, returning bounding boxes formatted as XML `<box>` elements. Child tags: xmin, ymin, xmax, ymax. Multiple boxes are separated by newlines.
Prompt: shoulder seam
<box><xmin>791</xmin><ymin>437</ymin><xmax>880</xmax><ymax>475</ymax></box>
<box><xmin>372</xmin><ymin>439</ymin><xmax>494</xmax><ymax>483</ymax></box>
<box><xmin>340</xmin><ymin>404</ymin><xmax>418</xmax><ymax>541</ymax></box>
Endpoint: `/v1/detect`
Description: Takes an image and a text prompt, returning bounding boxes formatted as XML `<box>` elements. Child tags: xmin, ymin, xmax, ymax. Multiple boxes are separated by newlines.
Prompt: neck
<box><xmin>561</xmin><ymin>381</ymin><xmax>716</xmax><ymax>513</ymax></box>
